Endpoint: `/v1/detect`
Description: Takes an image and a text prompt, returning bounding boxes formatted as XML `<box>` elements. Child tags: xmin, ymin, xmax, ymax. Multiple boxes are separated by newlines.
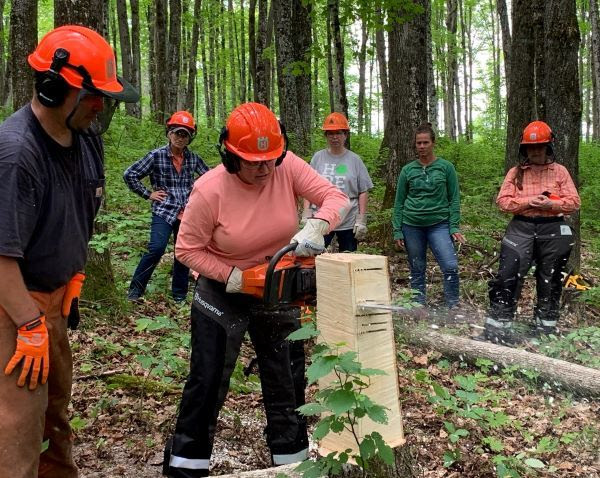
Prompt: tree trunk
<box><xmin>590</xmin><ymin>0</ymin><xmax>600</xmax><ymax>140</ymax></box>
<box><xmin>325</xmin><ymin>4</ymin><xmax>335</xmax><ymax>113</ymax></box>
<box><xmin>357</xmin><ymin>16</ymin><xmax>369</xmax><ymax>134</ymax></box>
<box><xmin>445</xmin><ymin>0</ymin><xmax>457</xmax><ymax>140</ymax></box>
<box><xmin>330</xmin><ymin>0</ymin><xmax>348</xmax><ymax>117</ymax></box>
<box><xmin>313</xmin><ymin>20</ymin><xmax>320</xmax><ymax>129</ymax></box>
<box><xmin>380</xmin><ymin>0</ymin><xmax>429</xmax><ymax>215</ymax></box>
<box><xmin>426</xmin><ymin>1</ymin><xmax>437</xmax><ymax>131</ymax></box>
<box><xmin>167</xmin><ymin>0</ymin><xmax>182</xmax><ymax>115</ymax></box>
<box><xmin>496</xmin><ymin>0</ymin><xmax>511</xmax><ymax>99</ymax></box>
<box><xmin>207</xmin><ymin>2</ymin><xmax>217</xmax><ymax>125</ymax></box>
<box><xmin>402</xmin><ymin>328</ymin><xmax>600</xmax><ymax>397</ymax></box>
<box><xmin>227</xmin><ymin>0</ymin><xmax>237</xmax><ymax>107</ymax></box>
<box><xmin>505</xmin><ymin>0</ymin><xmax>536</xmax><ymax>170</ymax></box>
<box><xmin>239</xmin><ymin>0</ymin><xmax>247</xmax><ymax>103</ymax></box>
<box><xmin>130</xmin><ymin>0</ymin><xmax>142</xmax><ymax>118</ymax></box>
<box><xmin>543</xmin><ymin>0</ymin><xmax>581</xmax><ymax>271</ymax></box>
<box><xmin>459</xmin><ymin>0</ymin><xmax>469</xmax><ymax>141</ymax></box>
<box><xmin>10</xmin><ymin>0</ymin><xmax>37</xmax><ymax>110</ymax></box>
<box><xmin>185</xmin><ymin>0</ymin><xmax>203</xmax><ymax>113</ymax></box>
<box><xmin>0</xmin><ymin>0</ymin><xmax>7</xmax><ymax>105</ymax></box>
<box><xmin>154</xmin><ymin>0</ymin><xmax>168</xmax><ymax>122</ymax></box>
<box><xmin>273</xmin><ymin>0</ymin><xmax>311</xmax><ymax>155</ymax></box>
<box><xmin>375</xmin><ymin>1</ymin><xmax>389</xmax><ymax>130</ymax></box>
<box><xmin>533</xmin><ymin>7</ymin><xmax>546</xmax><ymax>120</ymax></box>
<box><xmin>255</xmin><ymin>0</ymin><xmax>270</xmax><ymax>106</ymax></box>
<box><xmin>248</xmin><ymin>0</ymin><xmax>257</xmax><ymax>101</ymax></box>
<box><xmin>116</xmin><ymin>0</ymin><xmax>136</xmax><ymax>116</ymax></box>
<box><xmin>54</xmin><ymin>0</ymin><xmax>105</xmax><ymax>29</ymax></box>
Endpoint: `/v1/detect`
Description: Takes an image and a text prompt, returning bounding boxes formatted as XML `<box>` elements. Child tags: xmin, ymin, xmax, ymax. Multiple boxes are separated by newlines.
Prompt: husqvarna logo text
<box><xmin>257</xmin><ymin>136</ymin><xmax>269</xmax><ymax>151</ymax></box>
<box><xmin>194</xmin><ymin>292</ymin><xmax>224</xmax><ymax>316</ymax></box>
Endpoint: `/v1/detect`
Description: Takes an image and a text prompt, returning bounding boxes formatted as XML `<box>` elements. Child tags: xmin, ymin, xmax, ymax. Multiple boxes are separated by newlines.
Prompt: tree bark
<box><xmin>543</xmin><ymin>0</ymin><xmax>581</xmax><ymax>271</ymax></box>
<box><xmin>115</xmin><ymin>0</ymin><xmax>136</xmax><ymax>116</ymax></box>
<box><xmin>330</xmin><ymin>0</ymin><xmax>348</xmax><ymax>117</ymax></box>
<box><xmin>54</xmin><ymin>0</ymin><xmax>106</xmax><ymax>29</ymax></box>
<box><xmin>10</xmin><ymin>0</ymin><xmax>37</xmax><ymax>110</ymax></box>
<box><xmin>505</xmin><ymin>0</ymin><xmax>536</xmax><ymax>170</ymax></box>
<box><xmin>130</xmin><ymin>0</ymin><xmax>142</xmax><ymax>118</ymax></box>
<box><xmin>255</xmin><ymin>0</ymin><xmax>271</xmax><ymax>106</ymax></box>
<box><xmin>184</xmin><ymin>0</ymin><xmax>203</xmax><ymax>113</ymax></box>
<box><xmin>239</xmin><ymin>0</ymin><xmax>247</xmax><ymax>103</ymax></box>
<box><xmin>248</xmin><ymin>0</ymin><xmax>257</xmax><ymax>101</ymax></box>
<box><xmin>325</xmin><ymin>3</ymin><xmax>335</xmax><ymax>113</ymax></box>
<box><xmin>357</xmin><ymin>16</ymin><xmax>369</xmax><ymax>134</ymax></box>
<box><xmin>154</xmin><ymin>0</ymin><xmax>168</xmax><ymax>122</ymax></box>
<box><xmin>590</xmin><ymin>0</ymin><xmax>600</xmax><ymax>140</ymax></box>
<box><xmin>445</xmin><ymin>0</ymin><xmax>457</xmax><ymax>140</ymax></box>
<box><xmin>167</xmin><ymin>0</ymin><xmax>182</xmax><ymax>115</ymax></box>
<box><xmin>401</xmin><ymin>328</ymin><xmax>600</xmax><ymax>397</ymax></box>
<box><xmin>496</xmin><ymin>0</ymin><xmax>511</xmax><ymax>98</ymax></box>
<box><xmin>426</xmin><ymin>0</ymin><xmax>437</xmax><ymax>131</ymax></box>
<box><xmin>227</xmin><ymin>0</ymin><xmax>237</xmax><ymax>107</ymax></box>
<box><xmin>380</xmin><ymin>0</ymin><xmax>428</xmax><ymax>213</ymax></box>
<box><xmin>375</xmin><ymin>1</ymin><xmax>389</xmax><ymax>130</ymax></box>
<box><xmin>0</xmin><ymin>0</ymin><xmax>7</xmax><ymax>105</ymax></box>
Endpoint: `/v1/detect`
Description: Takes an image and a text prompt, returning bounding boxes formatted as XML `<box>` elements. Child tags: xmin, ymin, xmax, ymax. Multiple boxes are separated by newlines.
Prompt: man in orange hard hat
<box><xmin>0</xmin><ymin>25</ymin><xmax>138</xmax><ymax>477</ymax></box>
<box><xmin>124</xmin><ymin>111</ymin><xmax>209</xmax><ymax>303</ymax></box>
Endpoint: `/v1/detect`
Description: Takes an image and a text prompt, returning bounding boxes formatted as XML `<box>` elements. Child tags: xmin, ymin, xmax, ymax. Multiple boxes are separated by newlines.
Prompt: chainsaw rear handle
<box><xmin>263</xmin><ymin>243</ymin><xmax>298</xmax><ymax>305</ymax></box>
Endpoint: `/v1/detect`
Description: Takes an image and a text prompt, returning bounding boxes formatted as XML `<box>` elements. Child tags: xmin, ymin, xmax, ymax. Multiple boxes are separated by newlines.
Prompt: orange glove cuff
<box><xmin>62</xmin><ymin>272</ymin><xmax>85</xmax><ymax>317</ymax></box>
<box><xmin>4</xmin><ymin>315</ymin><xmax>50</xmax><ymax>390</ymax></box>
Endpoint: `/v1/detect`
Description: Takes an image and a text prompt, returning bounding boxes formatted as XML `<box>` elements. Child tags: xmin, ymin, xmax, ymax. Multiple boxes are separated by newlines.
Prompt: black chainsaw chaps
<box><xmin>164</xmin><ymin>277</ymin><xmax>308</xmax><ymax>477</ymax></box>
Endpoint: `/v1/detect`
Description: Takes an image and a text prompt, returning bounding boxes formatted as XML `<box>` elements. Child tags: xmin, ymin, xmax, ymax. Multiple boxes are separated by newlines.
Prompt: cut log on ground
<box><xmin>400</xmin><ymin>326</ymin><xmax>600</xmax><ymax>397</ymax></box>
<box><xmin>214</xmin><ymin>463</ymin><xmax>300</xmax><ymax>477</ymax></box>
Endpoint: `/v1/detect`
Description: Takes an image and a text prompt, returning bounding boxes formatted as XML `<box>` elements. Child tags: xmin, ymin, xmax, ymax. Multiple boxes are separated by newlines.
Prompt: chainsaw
<box><xmin>241</xmin><ymin>242</ymin><xmax>316</xmax><ymax>309</ymax></box>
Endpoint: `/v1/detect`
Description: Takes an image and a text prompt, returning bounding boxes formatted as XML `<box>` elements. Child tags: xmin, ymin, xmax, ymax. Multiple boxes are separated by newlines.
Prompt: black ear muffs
<box><xmin>216</xmin><ymin>121</ymin><xmax>289</xmax><ymax>174</ymax></box>
<box><xmin>35</xmin><ymin>48</ymin><xmax>70</xmax><ymax>108</ymax></box>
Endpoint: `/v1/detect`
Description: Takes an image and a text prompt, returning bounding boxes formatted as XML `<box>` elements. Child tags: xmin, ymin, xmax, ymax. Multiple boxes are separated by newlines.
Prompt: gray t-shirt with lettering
<box><xmin>309</xmin><ymin>149</ymin><xmax>373</xmax><ymax>231</ymax></box>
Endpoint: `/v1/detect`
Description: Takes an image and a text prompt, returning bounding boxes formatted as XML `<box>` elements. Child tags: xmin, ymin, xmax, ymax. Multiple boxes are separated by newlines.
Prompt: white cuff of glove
<box><xmin>353</xmin><ymin>213</ymin><xmax>368</xmax><ymax>241</ymax></box>
<box><xmin>291</xmin><ymin>219</ymin><xmax>329</xmax><ymax>257</ymax></box>
<box><xmin>226</xmin><ymin>267</ymin><xmax>243</xmax><ymax>293</ymax></box>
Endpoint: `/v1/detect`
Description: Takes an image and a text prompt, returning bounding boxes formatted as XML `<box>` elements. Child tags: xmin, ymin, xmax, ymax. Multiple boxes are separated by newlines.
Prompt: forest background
<box><xmin>0</xmin><ymin>0</ymin><xmax>599</xmax><ymax>476</ymax></box>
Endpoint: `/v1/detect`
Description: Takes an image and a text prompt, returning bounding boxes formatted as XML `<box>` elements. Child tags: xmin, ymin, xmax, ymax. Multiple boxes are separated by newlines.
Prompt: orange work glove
<box><xmin>4</xmin><ymin>315</ymin><xmax>50</xmax><ymax>390</ymax></box>
<box><xmin>62</xmin><ymin>272</ymin><xmax>85</xmax><ymax>329</ymax></box>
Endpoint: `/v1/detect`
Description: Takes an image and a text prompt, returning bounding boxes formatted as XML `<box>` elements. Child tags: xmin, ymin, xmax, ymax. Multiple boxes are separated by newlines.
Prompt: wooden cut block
<box><xmin>315</xmin><ymin>253</ymin><xmax>404</xmax><ymax>456</ymax></box>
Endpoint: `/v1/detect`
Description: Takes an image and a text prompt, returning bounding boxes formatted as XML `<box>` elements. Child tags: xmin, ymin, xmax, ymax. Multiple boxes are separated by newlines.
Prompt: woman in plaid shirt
<box><xmin>124</xmin><ymin>111</ymin><xmax>209</xmax><ymax>302</ymax></box>
<box><xmin>484</xmin><ymin>121</ymin><xmax>580</xmax><ymax>344</ymax></box>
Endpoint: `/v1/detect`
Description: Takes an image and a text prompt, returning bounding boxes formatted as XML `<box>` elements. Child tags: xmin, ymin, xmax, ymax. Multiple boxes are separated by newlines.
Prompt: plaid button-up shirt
<box><xmin>124</xmin><ymin>144</ymin><xmax>209</xmax><ymax>225</ymax></box>
<box><xmin>496</xmin><ymin>162</ymin><xmax>580</xmax><ymax>217</ymax></box>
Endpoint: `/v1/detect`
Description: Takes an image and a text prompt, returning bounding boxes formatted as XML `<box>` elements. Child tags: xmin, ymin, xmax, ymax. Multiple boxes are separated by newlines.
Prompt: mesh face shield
<box><xmin>66</xmin><ymin>88</ymin><xmax>119</xmax><ymax>136</ymax></box>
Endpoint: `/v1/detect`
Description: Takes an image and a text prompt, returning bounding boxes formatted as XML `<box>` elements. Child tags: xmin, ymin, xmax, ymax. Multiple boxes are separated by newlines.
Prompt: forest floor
<box><xmin>70</xmin><ymin>248</ymin><xmax>600</xmax><ymax>478</ymax></box>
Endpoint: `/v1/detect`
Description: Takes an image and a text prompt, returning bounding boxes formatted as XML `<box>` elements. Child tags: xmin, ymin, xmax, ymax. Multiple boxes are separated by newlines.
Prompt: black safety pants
<box><xmin>486</xmin><ymin>216</ymin><xmax>573</xmax><ymax>340</ymax></box>
<box><xmin>164</xmin><ymin>277</ymin><xmax>308</xmax><ymax>477</ymax></box>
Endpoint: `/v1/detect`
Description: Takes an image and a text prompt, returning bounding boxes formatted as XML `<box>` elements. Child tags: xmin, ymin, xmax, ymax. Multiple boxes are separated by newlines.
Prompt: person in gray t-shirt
<box><xmin>303</xmin><ymin>112</ymin><xmax>373</xmax><ymax>252</ymax></box>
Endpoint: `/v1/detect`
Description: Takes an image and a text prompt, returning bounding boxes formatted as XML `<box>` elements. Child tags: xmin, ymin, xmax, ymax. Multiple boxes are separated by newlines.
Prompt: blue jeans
<box><xmin>129</xmin><ymin>215</ymin><xmax>189</xmax><ymax>299</ymax></box>
<box><xmin>402</xmin><ymin>221</ymin><xmax>459</xmax><ymax>308</ymax></box>
<box><xmin>324</xmin><ymin>229</ymin><xmax>357</xmax><ymax>252</ymax></box>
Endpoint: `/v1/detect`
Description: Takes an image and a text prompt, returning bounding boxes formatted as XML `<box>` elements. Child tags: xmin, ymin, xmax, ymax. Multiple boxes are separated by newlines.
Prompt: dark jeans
<box><xmin>129</xmin><ymin>214</ymin><xmax>189</xmax><ymax>299</ymax></box>
<box><xmin>402</xmin><ymin>221</ymin><xmax>459</xmax><ymax>308</ymax></box>
<box><xmin>324</xmin><ymin>229</ymin><xmax>357</xmax><ymax>252</ymax></box>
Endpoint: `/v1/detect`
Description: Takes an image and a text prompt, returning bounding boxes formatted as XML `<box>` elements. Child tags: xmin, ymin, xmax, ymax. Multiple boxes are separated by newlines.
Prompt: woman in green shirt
<box><xmin>392</xmin><ymin>123</ymin><xmax>465</xmax><ymax>308</ymax></box>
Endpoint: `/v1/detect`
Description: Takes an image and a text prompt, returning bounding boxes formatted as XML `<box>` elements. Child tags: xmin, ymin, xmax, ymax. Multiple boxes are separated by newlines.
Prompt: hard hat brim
<box><xmin>95</xmin><ymin>76</ymin><xmax>140</xmax><ymax>103</ymax></box>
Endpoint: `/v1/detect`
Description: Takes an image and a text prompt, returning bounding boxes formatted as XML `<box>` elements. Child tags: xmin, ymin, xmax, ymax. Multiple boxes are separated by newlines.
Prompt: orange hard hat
<box><xmin>520</xmin><ymin>121</ymin><xmax>554</xmax><ymax>145</ymax></box>
<box><xmin>167</xmin><ymin>111</ymin><xmax>196</xmax><ymax>131</ymax></box>
<box><xmin>223</xmin><ymin>103</ymin><xmax>285</xmax><ymax>161</ymax></box>
<box><xmin>322</xmin><ymin>112</ymin><xmax>350</xmax><ymax>131</ymax></box>
<box><xmin>28</xmin><ymin>25</ymin><xmax>138</xmax><ymax>102</ymax></box>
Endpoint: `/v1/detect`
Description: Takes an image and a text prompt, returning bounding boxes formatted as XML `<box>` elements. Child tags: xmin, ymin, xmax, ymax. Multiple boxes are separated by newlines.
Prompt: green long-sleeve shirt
<box><xmin>392</xmin><ymin>157</ymin><xmax>461</xmax><ymax>240</ymax></box>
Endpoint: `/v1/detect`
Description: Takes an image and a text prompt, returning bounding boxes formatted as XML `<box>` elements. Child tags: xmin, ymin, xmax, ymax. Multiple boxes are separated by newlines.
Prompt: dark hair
<box><xmin>415</xmin><ymin>122</ymin><xmax>435</xmax><ymax>143</ymax></box>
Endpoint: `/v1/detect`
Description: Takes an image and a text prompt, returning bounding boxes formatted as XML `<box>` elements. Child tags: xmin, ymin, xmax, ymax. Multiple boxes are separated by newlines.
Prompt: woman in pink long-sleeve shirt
<box><xmin>483</xmin><ymin>121</ymin><xmax>580</xmax><ymax>345</ymax></box>
<box><xmin>163</xmin><ymin>103</ymin><xmax>349</xmax><ymax>478</ymax></box>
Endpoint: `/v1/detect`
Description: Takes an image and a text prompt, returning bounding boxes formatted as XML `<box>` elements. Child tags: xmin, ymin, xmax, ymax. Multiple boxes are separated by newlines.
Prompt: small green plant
<box><xmin>288</xmin><ymin>322</ymin><xmax>395</xmax><ymax>477</ymax></box>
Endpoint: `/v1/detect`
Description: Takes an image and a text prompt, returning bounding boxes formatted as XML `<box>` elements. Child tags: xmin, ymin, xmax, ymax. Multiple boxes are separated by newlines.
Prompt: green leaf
<box><xmin>524</xmin><ymin>458</ymin><xmax>546</xmax><ymax>469</ymax></box>
<box><xmin>366</xmin><ymin>404</ymin><xmax>388</xmax><ymax>424</ymax></box>
<box><xmin>41</xmin><ymin>439</ymin><xmax>49</xmax><ymax>454</ymax></box>
<box><xmin>443</xmin><ymin>449</ymin><xmax>459</xmax><ymax>468</ymax></box>
<box><xmin>330</xmin><ymin>419</ymin><xmax>345</xmax><ymax>433</ymax></box>
<box><xmin>360</xmin><ymin>367</ymin><xmax>387</xmax><ymax>376</ymax></box>
<box><xmin>313</xmin><ymin>418</ymin><xmax>333</xmax><ymax>440</ymax></box>
<box><xmin>433</xmin><ymin>383</ymin><xmax>450</xmax><ymax>399</ymax></box>
<box><xmin>69</xmin><ymin>416</ymin><xmax>87</xmax><ymax>432</ymax></box>
<box><xmin>372</xmin><ymin>432</ymin><xmax>395</xmax><ymax>465</ymax></box>
<box><xmin>326</xmin><ymin>389</ymin><xmax>356</xmax><ymax>414</ymax></box>
<box><xmin>307</xmin><ymin>356</ymin><xmax>338</xmax><ymax>384</ymax></box>
<box><xmin>359</xmin><ymin>436</ymin><xmax>376</xmax><ymax>461</ymax></box>
<box><xmin>297</xmin><ymin>403</ymin><xmax>328</xmax><ymax>416</ymax></box>
<box><xmin>287</xmin><ymin>323</ymin><xmax>319</xmax><ymax>341</ymax></box>
<box><xmin>483</xmin><ymin>436</ymin><xmax>504</xmax><ymax>452</ymax></box>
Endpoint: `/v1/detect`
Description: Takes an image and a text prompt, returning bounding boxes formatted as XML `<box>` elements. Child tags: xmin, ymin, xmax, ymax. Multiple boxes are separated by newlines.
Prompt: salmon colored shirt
<box><xmin>496</xmin><ymin>162</ymin><xmax>580</xmax><ymax>217</ymax></box>
<box><xmin>176</xmin><ymin>152</ymin><xmax>350</xmax><ymax>283</ymax></box>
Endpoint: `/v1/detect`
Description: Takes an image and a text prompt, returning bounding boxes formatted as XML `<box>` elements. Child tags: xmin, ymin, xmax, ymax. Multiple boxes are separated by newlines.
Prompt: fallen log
<box><xmin>400</xmin><ymin>326</ymin><xmax>600</xmax><ymax>397</ymax></box>
<box><xmin>214</xmin><ymin>463</ymin><xmax>300</xmax><ymax>478</ymax></box>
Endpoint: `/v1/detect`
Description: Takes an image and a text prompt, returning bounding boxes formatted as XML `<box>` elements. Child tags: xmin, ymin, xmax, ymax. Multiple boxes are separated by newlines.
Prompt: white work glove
<box><xmin>226</xmin><ymin>267</ymin><xmax>243</xmax><ymax>293</ymax></box>
<box><xmin>290</xmin><ymin>219</ymin><xmax>329</xmax><ymax>257</ymax></box>
<box><xmin>299</xmin><ymin>207</ymin><xmax>313</xmax><ymax>228</ymax></box>
<box><xmin>353</xmin><ymin>213</ymin><xmax>368</xmax><ymax>241</ymax></box>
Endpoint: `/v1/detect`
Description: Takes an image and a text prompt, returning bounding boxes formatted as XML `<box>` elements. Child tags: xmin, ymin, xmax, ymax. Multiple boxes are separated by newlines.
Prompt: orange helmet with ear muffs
<box><xmin>217</xmin><ymin>102</ymin><xmax>288</xmax><ymax>174</ymax></box>
<box><xmin>166</xmin><ymin>111</ymin><xmax>197</xmax><ymax>143</ymax></box>
<box><xmin>28</xmin><ymin>25</ymin><xmax>139</xmax><ymax>108</ymax></box>
<box><xmin>519</xmin><ymin>121</ymin><xmax>555</xmax><ymax>159</ymax></box>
